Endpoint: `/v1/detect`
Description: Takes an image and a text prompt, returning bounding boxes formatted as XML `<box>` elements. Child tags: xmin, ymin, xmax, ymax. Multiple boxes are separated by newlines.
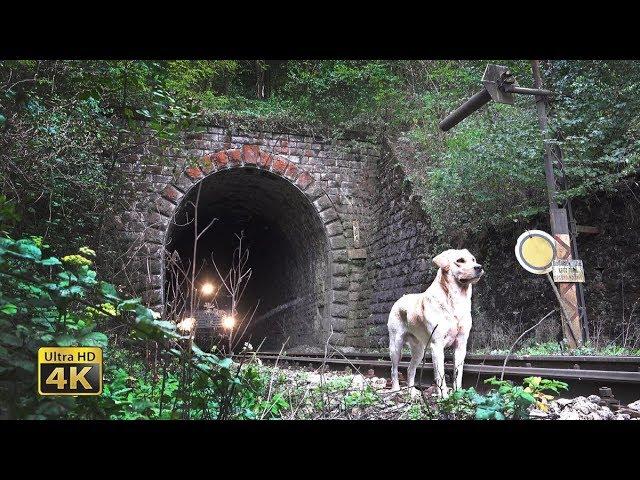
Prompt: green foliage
<box><xmin>280</xmin><ymin>61</ymin><xmax>406</xmax><ymax>126</ymax></box>
<box><xmin>400</xmin><ymin>60</ymin><xmax>640</xmax><ymax>245</ymax></box>
<box><xmin>421</xmin><ymin>109</ymin><xmax>544</xmax><ymax>239</ymax></box>
<box><xmin>0</xmin><ymin>228</ymin><xmax>275</xmax><ymax>420</ymax></box>
<box><xmin>436</xmin><ymin>387</ymin><xmax>481</xmax><ymax>419</ymax></box>
<box><xmin>73</xmin><ymin>365</ymin><xmax>180</xmax><ymax>420</ymax></box>
<box><xmin>547</xmin><ymin>61</ymin><xmax>640</xmax><ymax>201</ymax></box>
<box><xmin>484</xmin><ymin>375</ymin><xmax>567</xmax><ymax>419</ymax></box>
<box><xmin>0</xmin><ymin>195</ymin><xmax>243</xmax><ymax>419</ymax></box>
<box><xmin>342</xmin><ymin>385</ymin><xmax>379</xmax><ymax>409</ymax></box>
<box><xmin>4</xmin><ymin>59</ymin><xmax>638</xmax><ymax>257</ymax></box>
<box><xmin>479</xmin><ymin>380</ymin><xmax>534</xmax><ymax>420</ymax></box>
<box><xmin>391</xmin><ymin>61</ymin><xmax>542</xmax><ymax>244</ymax></box>
<box><xmin>522</xmin><ymin>376</ymin><xmax>568</xmax><ymax>412</ymax></box>
<box><xmin>159</xmin><ymin>60</ymin><xmax>407</xmax><ymax>128</ymax></box>
<box><xmin>0</xmin><ymin>194</ymin><xmax>19</xmax><ymax>235</ymax></box>
<box><xmin>405</xmin><ymin>402</ymin><xmax>431</xmax><ymax>420</ymax></box>
<box><xmin>479</xmin><ymin>340</ymin><xmax>640</xmax><ymax>357</ymax></box>
<box><xmin>0</xmin><ymin>233</ymin><xmax>118</xmax><ymax>418</ymax></box>
<box><xmin>0</xmin><ymin>60</ymin><xmax>201</xmax><ymax>263</ymax></box>
<box><xmin>320</xmin><ymin>375</ymin><xmax>353</xmax><ymax>392</ymax></box>
<box><xmin>61</xmin><ymin>254</ymin><xmax>93</xmax><ymax>268</ymax></box>
<box><xmin>69</xmin><ymin>350</ymin><xmax>289</xmax><ymax>420</ymax></box>
<box><xmin>434</xmin><ymin>375</ymin><xmax>567</xmax><ymax>420</ymax></box>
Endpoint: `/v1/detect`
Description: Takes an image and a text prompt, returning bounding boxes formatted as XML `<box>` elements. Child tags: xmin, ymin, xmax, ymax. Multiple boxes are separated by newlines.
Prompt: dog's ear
<box><xmin>433</xmin><ymin>250</ymin><xmax>452</xmax><ymax>271</ymax></box>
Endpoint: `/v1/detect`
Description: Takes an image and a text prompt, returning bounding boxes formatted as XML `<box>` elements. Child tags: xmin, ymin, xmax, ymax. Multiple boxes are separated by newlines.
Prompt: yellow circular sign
<box><xmin>515</xmin><ymin>230</ymin><xmax>556</xmax><ymax>274</ymax></box>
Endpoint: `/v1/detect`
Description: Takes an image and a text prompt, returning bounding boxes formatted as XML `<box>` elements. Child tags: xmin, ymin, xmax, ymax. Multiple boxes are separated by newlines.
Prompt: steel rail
<box><xmin>248</xmin><ymin>353</ymin><xmax>640</xmax><ymax>384</ymax></box>
<box><xmin>252</xmin><ymin>350</ymin><xmax>640</xmax><ymax>370</ymax></box>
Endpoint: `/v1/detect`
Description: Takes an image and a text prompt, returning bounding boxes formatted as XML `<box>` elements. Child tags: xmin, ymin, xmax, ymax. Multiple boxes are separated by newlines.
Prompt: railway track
<box><xmin>247</xmin><ymin>350</ymin><xmax>640</xmax><ymax>404</ymax></box>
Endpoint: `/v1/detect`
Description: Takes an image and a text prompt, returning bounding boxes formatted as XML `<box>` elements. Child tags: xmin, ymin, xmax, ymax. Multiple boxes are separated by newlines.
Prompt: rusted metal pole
<box><xmin>531</xmin><ymin>61</ymin><xmax>558</xmax><ymax>212</ymax></box>
<box><xmin>503</xmin><ymin>84</ymin><xmax>553</xmax><ymax>96</ymax></box>
<box><xmin>439</xmin><ymin>88</ymin><xmax>492</xmax><ymax>131</ymax></box>
<box><xmin>531</xmin><ymin>60</ymin><xmax>584</xmax><ymax>348</ymax></box>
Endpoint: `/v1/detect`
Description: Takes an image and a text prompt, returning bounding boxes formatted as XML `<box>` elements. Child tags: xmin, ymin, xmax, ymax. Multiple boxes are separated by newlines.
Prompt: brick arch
<box><xmin>158</xmin><ymin>145</ymin><xmax>340</xmax><ymax>242</ymax></box>
<box><xmin>149</xmin><ymin>145</ymin><xmax>348</xmax><ymax>344</ymax></box>
<box><xmin>160</xmin><ymin>145</ymin><xmax>316</xmax><ymax>206</ymax></box>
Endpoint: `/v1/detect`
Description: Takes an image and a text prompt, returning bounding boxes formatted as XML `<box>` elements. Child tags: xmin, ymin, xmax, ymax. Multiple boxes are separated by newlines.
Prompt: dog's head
<box><xmin>433</xmin><ymin>249</ymin><xmax>484</xmax><ymax>286</ymax></box>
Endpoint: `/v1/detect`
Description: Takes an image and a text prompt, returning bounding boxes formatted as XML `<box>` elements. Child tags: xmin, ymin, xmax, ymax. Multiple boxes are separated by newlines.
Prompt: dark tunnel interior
<box><xmin>164</xmin><ymin>168</ymin><xmax>330</xmax><ymax>350</ymax></box>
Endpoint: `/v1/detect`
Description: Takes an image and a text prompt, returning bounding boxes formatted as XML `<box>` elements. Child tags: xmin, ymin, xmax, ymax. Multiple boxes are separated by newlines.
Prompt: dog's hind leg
<box><xmin>406</xmin><ymin>335</ymin><xmax>425</xmax><ymax>399</ymax></box>
<box><xmin>406</xmin><ymin>335</ymin><xmax>425</xmax><ymax>388</ymax></box>
<box><xmin>388</xmin><ymin>328</ymin><xmax>404</xmax><ymax>392</ymax></box>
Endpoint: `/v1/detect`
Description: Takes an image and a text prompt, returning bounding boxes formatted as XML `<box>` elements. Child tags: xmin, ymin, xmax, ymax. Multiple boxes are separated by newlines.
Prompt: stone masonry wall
<box><xmin>364</xmin><ymin>138</ymin><xmax>433</xmax><ymax>348</ymax></box>
<box><xmin>110</xmin><ymin>118</ymin><xmax>380</xmax><ymax>347</ymax></box>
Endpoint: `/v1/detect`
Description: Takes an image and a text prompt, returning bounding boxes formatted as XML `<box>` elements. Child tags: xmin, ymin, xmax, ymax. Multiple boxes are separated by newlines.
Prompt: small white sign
<box><xmin>552</xmin><ymin>259</ymin><xmax>585</xmax><ymax>283</ymax></box>
<box><xmin>352</xmin><ymin>220</ymin><xmax>361</xmax><ymax>246</ymax></box>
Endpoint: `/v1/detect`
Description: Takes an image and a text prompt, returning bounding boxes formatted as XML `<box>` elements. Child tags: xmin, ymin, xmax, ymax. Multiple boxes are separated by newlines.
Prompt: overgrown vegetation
<box><xmin>477</xmin><ymin>340</ymin><xmax>640</xmax><ymax>357</ymax></box>
<box><xmin>0</xmin><ymin>60</ymin><xmax>201</xmax><ymax>274</ymax></box>
<box><xmin>174</xmin><ymin>364</ymin><xmax>569</xmax><ymax>420</ymax></box>
<box><xmin>3</xmin><ymin>60</ymin><xmax>639</xmax><ymax>249</ymax></box>
<box><xmin>0</xmin><ymin>198</ymin><xmax>285</xmax><ymax>420</ymax></box>
<box><xmin>427</xmin><ymin>376</ymin><xmax>568</xmax><ymax>420</ymax></box>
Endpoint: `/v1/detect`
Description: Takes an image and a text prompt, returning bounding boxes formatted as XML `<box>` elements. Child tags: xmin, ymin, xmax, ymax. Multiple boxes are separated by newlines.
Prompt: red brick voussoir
<box><xmin>162</xmin><ymin>184</ymin><xmax>182</xmax><ymax>204</ymax></box>
<box><xmin>295</xmin><ymin>171</ymin><xmax>314</xmax><ymax>191</ymax></box>
<box><xmin>185</xmin><ymin>165</ymin><xmax>204</xmax><ymax>181</ymax></box>
<box><xmin>213</xmin><ymin>150</ymin><xmax>229</xmax><ymax>168</ymax></box>
<box><xmin>284</xmin><ymin>162</ymin><xmax>299</xmax><ymax>181</ymax></box>
<box><xmin>200</xmin><ymin>154</ymin><xmax>215</xmax><ymax>174</ymax></box>
<box><xmin>272</xmin><ymin>155</ymin><xmax>289</xmax><ymax>175</ymax></box>
<box><xmin>227</xmin><ymin>148</ymin><xmax>242</xmax><ymax>166</ymax></box>
<box><xmin>258</xmin><ymin>150</ymin><xmax>273</xmax><ymax>169</ymax></box>
<box><xmin>242</xmin><ymin>144</ymin><xmax>260</xmax><ymax>165</ymax></box>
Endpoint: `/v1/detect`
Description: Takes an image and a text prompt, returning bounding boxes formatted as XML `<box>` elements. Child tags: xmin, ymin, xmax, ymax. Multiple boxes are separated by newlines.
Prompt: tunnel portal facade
<box><xmin>162</xmin><ymin>147</ymin><xmax>339</xmax><ymax>348</ymax></box>
<box><xmin>115</xmin><ymin>121</ymin><xmax>433</xmax><ymax>349</ymax></box>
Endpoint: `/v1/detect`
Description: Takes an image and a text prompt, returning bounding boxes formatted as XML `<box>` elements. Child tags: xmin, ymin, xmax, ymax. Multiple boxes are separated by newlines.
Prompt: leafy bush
<box><xmin>0</xmin><ymin>234</ymin><xmax>108</xmax><ymax>418</ymax></box>
<box><xmin>0</xmin><ymin>60</ymin><xmax>201</xmax><ymax>268</ymax></box>
<box><xmin>436</xmin><ymin>388</ymin><xmax>484</xmax><ymax>420</ymax></box>
<box><xmin>69</xmin><ymin>351</ymin><xmax>288</xmax><ymax>420</ymax></box>
<box><xmin>434</xmin><ymin>376</ymin><xmax>568</xmax><ymax>420</ymax></box>
<box><xmin>483</xmin><ymin>376</ymin><xmax>568</xmax><ymax>419</ymax></box>
<box><xmin>0</xmin><ymin>202</ymin><xmax>264</xmax><ymax>419</ymax></box>
<box><xmin>522</xmin><ymin>376</ymin><xmax>568</xmax><ymax>413</ymax></box>
<box><xmin>0</xmin><ymin>196</ymin><xmax>295</xmax><ymax>420</ymax></box>
<box><xmin>548</xmin><ymin>60</ymin><xmax>640</xmax><ymax>201</ymax></box>
<box><xmin>343</xmin><ymin>385</ymin><xmax>379</xmax><ymax>409</ymax></box>
<box><xmin>72</xmin><ymin>366</ymin><xmax>180</xmax><ymax>420</ymax></box>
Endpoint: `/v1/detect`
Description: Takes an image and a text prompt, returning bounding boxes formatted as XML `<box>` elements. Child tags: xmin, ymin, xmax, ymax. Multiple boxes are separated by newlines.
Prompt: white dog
<box><xmin>387</xmin><ymin>249</ymin><xmax>484</xmax><ymax>398</ymax></box>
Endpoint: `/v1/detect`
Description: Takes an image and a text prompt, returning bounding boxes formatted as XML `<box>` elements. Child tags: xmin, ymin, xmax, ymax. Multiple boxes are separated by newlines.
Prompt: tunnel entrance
<box><xmin>164</xmin><ymin>167</ymin><xmax>331</xmax><ymax>350</ymax></box>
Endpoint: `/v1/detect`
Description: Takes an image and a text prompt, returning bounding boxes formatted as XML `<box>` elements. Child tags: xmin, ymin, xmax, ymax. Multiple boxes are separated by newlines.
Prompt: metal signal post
<box><xmin>530</xmin><ymin>60</ymin><xmax>586</xmax><ymax>348</ymax></box>
<box><xmin>439</xmin><ymin>61</ymin><xmax>587</xmax><ymax>349</ymax></box>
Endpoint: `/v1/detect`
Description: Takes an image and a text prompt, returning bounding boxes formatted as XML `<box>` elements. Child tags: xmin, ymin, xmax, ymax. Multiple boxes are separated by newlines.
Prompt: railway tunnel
<box><xmin>164</xmin><ymin>166</ymin><xmax>332</xmax><ymax>350</ymax></box>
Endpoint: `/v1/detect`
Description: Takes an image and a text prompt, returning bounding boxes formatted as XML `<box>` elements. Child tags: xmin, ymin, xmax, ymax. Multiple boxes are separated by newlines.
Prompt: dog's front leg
<box><xmin>453</xmin><ymin>335</ymin><xmax>468</xmax><ymax>391</ymax></box>
<box><xmin>431</xmin><ymin>344</ymin><xmax>448</xmax><ymax>398</ymax></box>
